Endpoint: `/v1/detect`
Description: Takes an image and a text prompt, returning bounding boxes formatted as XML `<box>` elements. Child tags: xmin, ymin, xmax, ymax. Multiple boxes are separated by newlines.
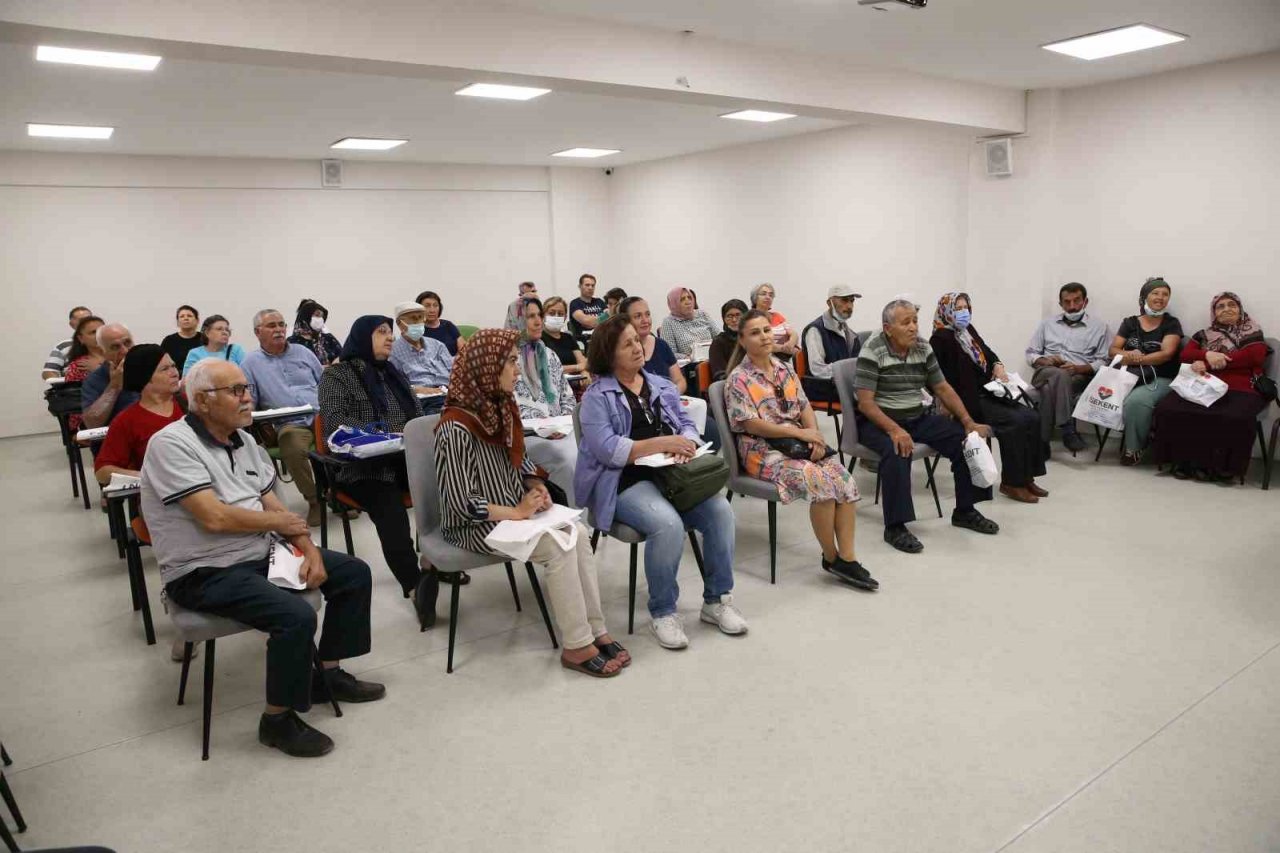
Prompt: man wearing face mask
<box><xmin>1025</xmin><ymin>282</ymin><xmax>1112</xmax><ymax>453</ymax></box>
<box><xmin>801</xmin><ymin>285</ymin><xmax>863</xmax><ymax>405</ymax></box>
<box><xmin>388</xmin><ymin>301</ymin><xmax>454</xmax><ymax>406</ymax></box>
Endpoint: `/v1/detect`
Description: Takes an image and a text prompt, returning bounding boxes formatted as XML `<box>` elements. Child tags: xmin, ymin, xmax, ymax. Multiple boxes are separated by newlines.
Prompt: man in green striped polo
<box><xmin>854</xmin><ymin>299</ymin><xmax>999</xmax><ymax>553</ymax></box>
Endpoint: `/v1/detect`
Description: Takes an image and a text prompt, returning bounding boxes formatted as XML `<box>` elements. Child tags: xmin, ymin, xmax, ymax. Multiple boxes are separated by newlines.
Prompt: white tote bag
<box><xmin>1169</xmin><ymin>363</ymin><xmax>1228</xmax><ymax>408</ymax></box>
<box><xmin>962</xmin><ymin>431</ymin><xmax>999</xmax><ymax>489</ymax></box>
<box><xmin>1071</xmin><ymin>355</ymin><xmax>1139</xmax><ymax>431</ymax></box>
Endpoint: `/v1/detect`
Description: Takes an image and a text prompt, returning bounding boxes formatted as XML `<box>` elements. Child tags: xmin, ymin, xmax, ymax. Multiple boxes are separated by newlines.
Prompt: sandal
<box><xmin>952</xmin><ymin>509</ymin><xmax>1000</xmax><ymax>535</ymax></box>
<box><xmin>883</xmin><ymin>525</ymin><xmax>923</xmax><ymax>554</ymax></box>
<box><xmin>595</xmin><ymin>640</ymin><xmax>632</xmax><ymax>668</ymax></box>
<box><xmin>560</xmin><ymin>652</ymin><xmax>621</xmax><ymax>678</ymax></box>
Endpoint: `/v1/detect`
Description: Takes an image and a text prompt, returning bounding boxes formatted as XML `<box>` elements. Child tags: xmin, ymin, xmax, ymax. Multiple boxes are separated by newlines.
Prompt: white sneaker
<box><xmin>650</xmin><ymin>614</ymin><xmax>689</xmax><ymax>650</ymax></box>
<box><xmin>700</xmin><ymin>594</ymin><xmax>749</xmax><ymax>635</ymax></box>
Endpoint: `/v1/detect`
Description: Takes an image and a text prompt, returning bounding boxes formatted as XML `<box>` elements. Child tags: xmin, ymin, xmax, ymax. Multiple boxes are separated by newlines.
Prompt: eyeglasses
<box><xmin>204</xmin><ymin>383</ymin><xmax>255</xmax><ymax>398</ymax></box>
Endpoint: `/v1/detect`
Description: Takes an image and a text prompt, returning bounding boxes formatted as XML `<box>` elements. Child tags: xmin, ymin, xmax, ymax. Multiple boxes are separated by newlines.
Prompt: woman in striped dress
<box><xmin>434</xmin><ymin>328</ymin><xmax>629</xmax><ymax>678</ymax></box>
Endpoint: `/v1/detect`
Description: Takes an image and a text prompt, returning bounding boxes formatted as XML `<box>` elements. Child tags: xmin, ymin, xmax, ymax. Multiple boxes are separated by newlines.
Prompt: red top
<box><xmin>94</xmin><ymin>401</ymin><xmax>184</xmax><ymax>473</ymax></box>
<box><xmin>1180</xmin><ymin>339</ymin><xmax>1268</xmax><ymax>394</ymax></box>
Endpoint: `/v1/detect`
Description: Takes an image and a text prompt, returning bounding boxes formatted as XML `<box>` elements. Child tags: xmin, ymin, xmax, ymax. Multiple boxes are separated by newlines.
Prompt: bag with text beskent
<box><xmin>1071</xmin><ymin>355</ymin><xmax>1138</xmax><ymax>431</ymax></box>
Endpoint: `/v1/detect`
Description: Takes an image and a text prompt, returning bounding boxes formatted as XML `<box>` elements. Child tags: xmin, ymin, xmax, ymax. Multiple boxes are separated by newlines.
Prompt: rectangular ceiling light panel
<box><xmin>27</xmin><ymin>123</ymin><xmax>114</xmax><ymax>139</ymax></box>
<box><xmin>456</xmin><ymin>83</ymin><xmax>551</xmax><ymax>100</ymax></box>
<box><xmin>551</xmin><ymin>148</ymin><xmax>621</xmax><ymax>158</ymax></box>
<box><xmin>330</xmin><ymin>138</ymin><xmax>407</xmax><ymax>150</ymax></box>
<box><xmin>720</xmin><ymin>109</ymin><xmax>796</xmax><ymax>123</ymax></box>
<box><xmin>36</xmin><ymin>45</ymin><xmax>162</xmax><ymax>71</ymax></box>
<box><xmin>1042</xmin><ymin>24</ymin><xmax>1186</xmax><ymax>60</ymax></box>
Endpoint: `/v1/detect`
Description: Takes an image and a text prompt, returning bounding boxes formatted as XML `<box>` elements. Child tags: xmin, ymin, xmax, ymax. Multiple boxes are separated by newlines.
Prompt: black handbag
<box><xmin>1252</xmin><ymin>373</ymin><xmax>1278</xmax><ymax>403</ymax></box>
<box><xmin>653</xmin><ymin>453</ymin><xmax>730</xmax><ymax>512</ymax></box>
<box><xmin>767</xmin><ymin>436</ymin><xmax>836</xmax><ymax>461</ymax></box>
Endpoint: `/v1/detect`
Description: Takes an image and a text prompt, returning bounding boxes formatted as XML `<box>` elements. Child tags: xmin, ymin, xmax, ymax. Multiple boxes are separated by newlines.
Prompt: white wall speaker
<box><xmin>985</xmin><ymin>138</ymin><xmax>1013</xmax><ymax>177</ymax></box>
<box><xmin>321</xmin><ymin>158</ymin><xmax>343</xmax><ymax>188</ymax></box>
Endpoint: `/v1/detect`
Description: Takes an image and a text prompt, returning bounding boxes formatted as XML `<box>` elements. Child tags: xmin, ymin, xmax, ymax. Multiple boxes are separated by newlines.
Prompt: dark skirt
<box><xmin>978</xmin><ymin>396</ymin><xmax>1046</xmax><ymax>486</ymax></box>
<box><xmin>1151</xmin><ymin>389</ymin><xmax>1268</xmax><ymax>476</ymax></box>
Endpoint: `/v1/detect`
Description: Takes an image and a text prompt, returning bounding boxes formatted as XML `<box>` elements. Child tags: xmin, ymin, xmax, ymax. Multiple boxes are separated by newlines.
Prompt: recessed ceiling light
<box><xmin>27</xmin><ymin>123</ymin><xmax>114</xmax><ymax>139</ymax></box>
<box><xmin>552</xmin><ymin>148</ymin><xmax>621</xmax><ymax>159</ymax></box>
<box><xmin>720</xmin><ymin>110</ymin><xmax>797</xmax><ymax>123</ymax></box>
<box><xmin>456</xmin><ymin>83</ymin><xmax>551</xmax><ymax>101</ymax></box>
<box><xmin>330</xmin><ymin>137</ymin><xmax>408</xmax><ymax>150</ymax></box>
<box><xmin>36</xmin><ymin>45</ymin><xmax>162</xmax><ymax>71</ymax></box>
<box><xmin>1042</xmin><ymin>24</ymin><xmax>1186</xmax><ymax>61</ymax></box>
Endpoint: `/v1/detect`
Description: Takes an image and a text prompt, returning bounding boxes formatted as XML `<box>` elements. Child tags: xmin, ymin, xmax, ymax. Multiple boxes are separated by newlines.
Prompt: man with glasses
<box><xmin>142</xmin><ymin>358</ymin><xmax>384</xmax><ymax>757</ymax></box>
<box><xmin>240</xmin><ymin>309</ymin><xmax>325</xmax><ymax>525</ymax></box>
<box><xmin>801</xmin><ymin>285</ymin><xmax>864</xmax><ymax>404</ymax></box>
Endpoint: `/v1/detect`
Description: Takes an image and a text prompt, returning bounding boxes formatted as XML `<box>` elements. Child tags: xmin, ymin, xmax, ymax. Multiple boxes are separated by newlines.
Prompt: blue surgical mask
<box><xmin>404</xmin><ymin>323</ymin><xmax>426</xmax><ymax>341</ymax></box>
<box><xmin>953</xmin><ymin>309</ymin><xmax>972</xmax><ymax>330</ymax></box>
<box><xmin>1143</xmin><ymin>302</ymin><xmax>1166</xmax><ymax>317</ymax></box>
<box><xmin>1063</xmin><ymin>309</ymin><xmax>1085</xmax><ymax>323</ymax></box>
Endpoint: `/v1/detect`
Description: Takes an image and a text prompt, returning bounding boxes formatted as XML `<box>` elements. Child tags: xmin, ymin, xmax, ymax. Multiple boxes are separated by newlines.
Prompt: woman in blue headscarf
<box><xmin>318</xmin><ymin>315</ymin><xmax>439</xmax><ymax>629</ymax></box>
<box><xmin>512</xmin><ymin>297</ymin><xmax>578</xmax><ymax>503</ymax></box>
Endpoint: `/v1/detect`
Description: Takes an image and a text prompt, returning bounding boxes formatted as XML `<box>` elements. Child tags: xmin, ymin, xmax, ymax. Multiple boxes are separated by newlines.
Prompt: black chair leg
<box><xmin>832</xmin><ymin>411</ymin><xmax>844</xmax><ymax>465</ymax></box>
<box><xmin>0</xmin><ymin>772</ymin><xmax>24</xmax><ymax>834</ymax></box>
<box><xmin>0</xmin><ymin>813</ymin><xmax>15</xmax><ymax>853</ymax></box>
<box><xmin>177</xmin><ymin>642</ymin><xmax>194</xmax><ymax>705</ymax></box>
<box><xmin>725</xmin><ymin>490</ymin><xmax>733</xmax><ymax>503</ymax></box>
<box><xmin>1265</xmin><ymin>421</ymin><xmax>1279</xmax><ymax>491</ymax></box>
<box><xmin>925</xmin><ymin>455</ymin><xmax>943</xmax><ymax>519</ymax></box>
<box><xmin>589</xmin><ymin>530</ymin><xmax>601</xmax><ymax>553</ymax></box>
<box><xmin>126</xmin><ymin>536</ymin><xmax>156</xmax><ymax>646</ymax></box>
<box><xmin>767</xmin><ymin>501</ymin><xmax>777</xmax><ymax>585</ymax></box>
<box><xmin>504</xmin><ymin>562</ymin><xmax>522</xmax><ymax>612</ymax></box>
<box><xmin>201</xmin><ymin>639</ymin><xmax>216</xmax><ymax>761</ymax></box>
<box><xmin>75</xmin><ymin>448</ymin><xmax>90</xmax><ymax>510</ymax></box>
<box><xmin>311</xmin><ymin>646</ymin><xmax>342</xmax><ymax>718</ymax></box>
<box><xmin>318</xmin><ymin>497</ymin><xmax>329</xmax><ymax>550</ymax></box>
<box><xmin>446</xmin><ymin>577</ymin><xmax>461</xmax><ymax>674</ymax></box>
<box><xmin>689</xmin><ymin>531</ymin><xmax>706</xmax><ymax>579</ymax></box>
<box><xmin>524</xmin><ymin>562</ymin><xmax>558</xmax><ymax>649</ymax></box>
<box><xmin>874</xmin><ymin>471</ymin><xmax>882</xmax><ymax>504</ymax></box>
<box><xmin>341</xmin><ymin>515</ymin><xmax>354</xmax><ymax>557</ymax></box>
<box><xmin>628</xmin><ymin>544</ymin><xmax>638</xmax><ymax>635</ymax></box>
<box><xmin>1095</xmin><ymin>428</ymin><xmax>1109</xmax><ymax>462</ymax></box>
<box><xmin>0</xmin><ymin>743</ymin><xmax>10</xmax><ymax>767</ymax></box>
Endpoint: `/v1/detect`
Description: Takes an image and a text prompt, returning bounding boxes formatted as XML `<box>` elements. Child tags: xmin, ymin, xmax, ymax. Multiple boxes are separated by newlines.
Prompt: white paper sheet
<box><xmin>524</xmin><ymin>415</ymin><xmax>574</xmax><ymax>438</ymax></box>
<box><xmin>76</xmin><ymin>426</ymin><xmax>109</xmax><ymax>443</ymax></box>
<box><xmin>634</xmin><ymin>442</ymin><xmax>715</xmax><ymax>468</ymax></box>
<box><xmin>102</xmin><ymin>473</ymin><xmax>141</xmax><ymax>495</ymax></box>
<box><xmin>252</xmin><ymin>404</ymin><xmax>315</xmax><ymax>420</ymax></box>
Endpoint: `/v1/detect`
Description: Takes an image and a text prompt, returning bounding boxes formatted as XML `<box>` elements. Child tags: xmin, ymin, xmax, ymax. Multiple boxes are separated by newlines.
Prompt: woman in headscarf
<box><xmin>1109</xmin><ymin>277</ymin><xmax>1184</xmax><ymax>465</ymax></box>
<box><xmin>318</xmin><ymin>315</ymin><xmax>438</xmax><ymax>628</ymax></box>
<box><xmin>708</xmin><ymin>298</ymin><xmax>748</xmax><ymax>382</ymax></box>
<box><xmin>94</xmin><ymin>345</ymin><xmax>184</xmax><ymax>485</ymax></box>
<box><xmin>289</xmin><ymin>298</ymin><xmax>343</xmax><ymax>366</ymax></box>
<box><xmin>929</xmin><ymin>292</ymin><xmax>1046</xmax><ymax>503</ymax></box>
<box><xmin>503</xmin><ymin>281</ymin><xmax>539</xmax><ymax>330</ymax></box>
<box><xmin>436</xmin><ymin>329</ymin><xmax>628</xmax><ymax>678</ymax></box>
<box><xmin>1152</xmin><ymin>292</ymin><xmax>1270</xmax><ymax>482</ymax></box>
<box><xmin>658</xmin><ymin>286</ymin><xmax>720</xmax><ymax>359</ymax></box>
<box><xmin>512</xmin><ymin>297</ymin><xmax>578</xmax><ymax>503</ymax></box>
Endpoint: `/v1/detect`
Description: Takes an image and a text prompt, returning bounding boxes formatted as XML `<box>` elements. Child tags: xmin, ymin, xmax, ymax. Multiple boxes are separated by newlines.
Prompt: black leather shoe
<box><xmin>258</xmin><ymin>710</ymin><xmax>334</xmax><ymax>758</ymax></box>
<box><xmin>312</xmin><ymin>667</ymin><xmax>387</xmax><ymax>703</ymax></box>
<box><xmin>821</xmin><ymin>557</ymin><xmax>879</xmax><ymax>591</ymax></box>
<box><xmin>884</xmin><ymin>524</ymin><xmax>923</xmax><ymax>554</ymax></box>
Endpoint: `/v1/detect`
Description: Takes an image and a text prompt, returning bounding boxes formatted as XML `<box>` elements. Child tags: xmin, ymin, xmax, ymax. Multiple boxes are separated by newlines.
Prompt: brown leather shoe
<box><xmin>1027</xmin><ymin>481</ymin><xmax>1049</xmax><ymax>498</ymax></box>
<box><xmin>999</xmin><ymin>484</ymin><xmax>1039</xmax><ymax>503</ymax></box>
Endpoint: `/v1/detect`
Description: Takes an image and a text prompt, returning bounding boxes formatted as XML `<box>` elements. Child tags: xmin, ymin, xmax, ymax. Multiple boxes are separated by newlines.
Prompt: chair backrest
<box><xmin>403</xmin><ymin>415</ymin><xmax>444</xmax><ymax>538</ymax></box>
<box><xmin>455</xmin><ymin>324</ymin><xmax>479</xmax><ymax>340</ymax></box>
<box><xmin>312</xmin><ymin>411</ymin><xmax>328</xmax><ymax>453</ymax></box>
<box><xmin>708</xmin><ymin>381</ymin><xmax>743</xmax><ymax>475</ymax></box>
<box><xmin>1265</xmin><ymin>337</ymin><xmax>1280</xmax><ymax>383</ymax></box>
<box><xmin>697</xmin><ymin>361</ymin><xmax>712</xmax><ymax>395</ymax></box>
<box><xmin>794</xmin><ymin>348</ymin><xmax>809</xmax><ymax>380</ymax></box>
<box><xmin>832</xmin><ymin>359</ymin><xmax>863</xmax><ymax>454</ymax></box>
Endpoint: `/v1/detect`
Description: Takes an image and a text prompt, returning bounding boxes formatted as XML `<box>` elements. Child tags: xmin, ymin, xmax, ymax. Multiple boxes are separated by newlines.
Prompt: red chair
<box><xmin>795</xmin><ymin>349</ymin><xmax>844</xmax><ymax>464</ymax></box>
<box><xmin>697</xmin><ymin>361</ymin><xmax>712</xmax><ymax>397</ymax></box>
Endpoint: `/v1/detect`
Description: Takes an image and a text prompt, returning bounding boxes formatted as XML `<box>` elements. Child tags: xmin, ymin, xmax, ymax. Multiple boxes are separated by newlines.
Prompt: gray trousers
<box><xmin>1030</xmin><ymin>366</ymin><xmax>1091</xmax><ymax>442</ymax></box>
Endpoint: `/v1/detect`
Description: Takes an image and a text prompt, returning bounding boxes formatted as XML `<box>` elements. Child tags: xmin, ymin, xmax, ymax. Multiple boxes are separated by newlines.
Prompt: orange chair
<box><xmin>308</xmin><ymin>413</ymin><xmax>412</xmax><ymax>555</ymax></box>
<box><xmin>697</xmin><ymin>361</ymin><xmax>712</xmax><ymax>396</ymax></box>
<box><xmin>794</xmin><ymin>349</ymin><xmax>844</xmax><ymax>463</ymax></box>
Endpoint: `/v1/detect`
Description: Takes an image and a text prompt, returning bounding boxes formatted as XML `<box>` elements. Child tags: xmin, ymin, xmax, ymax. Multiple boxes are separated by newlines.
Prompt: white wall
<box><xmin>0</xmin><ymin>153</ymin><xmax>567</xmax><ymax>437</ymax></box>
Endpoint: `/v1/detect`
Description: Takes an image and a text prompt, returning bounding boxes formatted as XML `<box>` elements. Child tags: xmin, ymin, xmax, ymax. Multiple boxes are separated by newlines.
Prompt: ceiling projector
<box><xmin>857</xmin><ymin>0</ymin><xmax>927</xmax><ymax>9</ymax></box>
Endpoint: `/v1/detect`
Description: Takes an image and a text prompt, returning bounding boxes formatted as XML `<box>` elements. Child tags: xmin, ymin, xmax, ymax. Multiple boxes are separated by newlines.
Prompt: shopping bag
<box><xmin>327</xmin><ymin>424</ymin><xmax>404</xmax><ymax>459</ymax></box>
<box><xmin>1169</xmin><ymin>363</ymin><xmax>1228</xmax><ymax>408</ymax></box>
<box><xmin>962</xmin><ymin>431</ymin><xmax>998</xmax><ymax>488</ymax></box>
<box><xmin>483</xmin><ymin>505</ymin><xmax>584</xmax><ymax>562</ymax></box>
<box><xmin>1071</xmin><ymin>356</ymin><xmax>1138</xmax><ymax>431</ymax></box>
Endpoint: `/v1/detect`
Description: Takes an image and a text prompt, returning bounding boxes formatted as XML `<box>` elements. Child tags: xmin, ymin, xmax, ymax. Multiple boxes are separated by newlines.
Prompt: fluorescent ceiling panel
<box><xmin>330</xmin><ymin>137</ymin><xmax>407</xmax><ymax>150</ymax></box>
<box><xmin>456</xmin><ymin>83</ymin><xmax>551</xmax><ymax>100</ymax></box>
<box><xmin>36</xmin><ymin>45</ymin><xmax>162</xmax><ymax>71</ymax></box>
<box><xmin>720</xmin><ymin>109</ymin><xmax>797</xmax><ymax>123</ymax></box>
<box><xmin>1042</xmin><ymin>24</ymin><xmax>1186</xmax><ymax>60</ymax></box>
<box><xmin>27</xmin><ymin>123</ymin><xmax>114</xmax><ymax>139</ymax></box>
<box><xmin>551</xmin><ymin>148</ymin><xmax>621</xmax><ymax>158</ymax></box>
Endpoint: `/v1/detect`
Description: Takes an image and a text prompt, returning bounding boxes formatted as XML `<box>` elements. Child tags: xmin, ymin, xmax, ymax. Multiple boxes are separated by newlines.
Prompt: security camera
<box><xmin>604</xmin><ymin>168</ymin><xmax>614</xmax><ymax>176</ymax></box>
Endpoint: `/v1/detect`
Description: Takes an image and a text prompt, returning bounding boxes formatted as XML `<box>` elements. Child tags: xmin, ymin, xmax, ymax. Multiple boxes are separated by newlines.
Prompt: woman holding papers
<box><xmin>436</xmin><ymin>328</ymin><xmax>627</xmax><ymax>678</ymax></box>
<box><xmin>318</xmin><ymin>315</ymin><xmax>440</xmax><ymax>629</ymax></box>
<box><xmin>658</xmin><ymin>286</ymin><xmax>720</xmax><ymax>360</ymax></box>
<box><xmin>929</xmin><ymin>292</ymin><xmax>1046</xmax><ymax>504</ymax></box>
<box><xmin>576</xmin><ymin>316</ymin><xmax>747</xmax><ymax>651</ymax></box>
<box><xmin>512</xmin><ymin>298</ymin><xmax>579</xmax><ymax>504</ymax></box>
<box><xmin>727</xmin><ymin>311</ymin><xmax>875</xmax><ymax>592</ymax></box>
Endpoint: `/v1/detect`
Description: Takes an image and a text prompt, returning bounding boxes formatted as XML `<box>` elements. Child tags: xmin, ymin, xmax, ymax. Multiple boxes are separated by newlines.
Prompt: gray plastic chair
<box><xmin>570</xmin><ymin>407</ymin><xmax>707</xmax><ymax>633</ymax></box>
<box><xmin>166</xmin><ymin>588</ymin><xmax>338</xmax><ymax>760</ymax></box>
<box><xmin>832</xmin><ymin>359</ymin><xmax>943</xmax><ymax>517</ymax></box>
<box><xmin>1257</xmin><ymin>337</ymin><xmax>1279</xmax><ymax>489</ymax></box>
<box><xmin>708</xmin><ymin>381</ymin><xmax>782</xmax><ymax>584</ymax></box>
<box><xmin>403</xmin><ymin>415</ymin><xmax>558</xmax><ymax>673</ymax></box>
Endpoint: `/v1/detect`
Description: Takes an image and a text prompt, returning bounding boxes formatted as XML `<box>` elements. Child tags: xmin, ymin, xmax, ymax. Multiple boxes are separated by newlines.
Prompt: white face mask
<box><xmin>309</xmin><ymin>316</ymin><xmax>325</xmax><ymax>332</ymax></box>
<box><xmin>544</xmin><ymin>316</ymin><xmax>567</xmax><ymax>332</ymax></box>
<box><xmin>1143</xmin><ymin>301</ymin><xmax>1167</xmax><ymax>317</ymax></box>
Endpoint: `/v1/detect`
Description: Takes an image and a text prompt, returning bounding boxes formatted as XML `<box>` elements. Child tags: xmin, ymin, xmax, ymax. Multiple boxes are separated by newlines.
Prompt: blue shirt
<box><xmin>81</xmin><ymin>361</ymin><xmax>140</xmax><ymax>425</ymax></box>
<box><xmin>182</xmin><ymin>343</ymin><xmax>246</xmax><ymax>375</ymax></box>
<box><xmin>240</xmin><ymin>344</ymin><xmax>322</xmax><ymax>425</ymax></box>
<box><xmin>645</xmin><ymin>336</ymin><xmax>679</xmax><ymax>379</ymax></box>
<box><xmin>389</xmin><ymin>335</ymin><xmax>454</xmax><ymax>388</ymax></box>
<box><xmin>424</xmin><ymin>321</ymin><xmax>462</xmax><ymax>355</ymax></box>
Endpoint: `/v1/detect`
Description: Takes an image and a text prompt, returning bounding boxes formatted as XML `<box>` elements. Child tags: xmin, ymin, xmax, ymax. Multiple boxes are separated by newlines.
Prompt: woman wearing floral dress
<box><xmin>726</xmin><ymin>310</ymin><xmax>877</xmax><ymax>592</ymax></box>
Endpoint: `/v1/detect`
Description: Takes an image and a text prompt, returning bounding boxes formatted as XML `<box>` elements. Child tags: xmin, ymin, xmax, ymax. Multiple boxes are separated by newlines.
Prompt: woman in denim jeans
<box><xmin>575</xmin><ymin>315</ymin><xmax>748</xmax><ymax>651</ymax></box>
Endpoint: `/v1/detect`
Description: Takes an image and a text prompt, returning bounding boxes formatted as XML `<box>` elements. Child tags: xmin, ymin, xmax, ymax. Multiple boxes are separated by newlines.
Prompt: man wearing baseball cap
<box><xmin>800</xmin><ymin>285</ymin><xmax>863</xmax><ymax>404</ymax></box>
<box><xmin>388</xmin><ymin>301</ymin><xmax>454</xmax><ymax>411</ymax></box>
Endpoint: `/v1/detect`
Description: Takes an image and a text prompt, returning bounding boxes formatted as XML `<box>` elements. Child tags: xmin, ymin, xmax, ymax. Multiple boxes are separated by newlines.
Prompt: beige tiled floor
<box><xmin>2</xmin><ymin>429</ymin><xmax>1278</xmax><ymax>853</ymax></box>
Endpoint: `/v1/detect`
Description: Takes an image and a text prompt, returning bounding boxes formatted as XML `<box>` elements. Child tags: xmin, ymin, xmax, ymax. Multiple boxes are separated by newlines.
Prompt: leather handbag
<box><xmin>767</xmin><ymin>436</ymin><xmax>836</xmax><ymax>461</ymax></box>
<box><xmin>654</xmin><ymin>453</ymin><xmax>730</xmax><ymax>512</ymax></box>
<box><xmin>1252</xmin><ymin>372</ymin><xmax>1278</xmax><ymax>403</ymax></box>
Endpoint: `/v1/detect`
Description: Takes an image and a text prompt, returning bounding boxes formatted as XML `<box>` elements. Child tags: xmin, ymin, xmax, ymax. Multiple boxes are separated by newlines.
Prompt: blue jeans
<box><xmin>613</xmin><ymin>480</ymin><xmax>735</xmax><ymax>618</ymax></box>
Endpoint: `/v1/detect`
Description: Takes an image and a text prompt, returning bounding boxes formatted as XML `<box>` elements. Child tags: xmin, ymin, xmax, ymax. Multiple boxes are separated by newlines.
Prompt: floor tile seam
<box><xmin>988</xmin><ymin>635</ymin><xmax>1280</xmax><ymax>853</ymax></box>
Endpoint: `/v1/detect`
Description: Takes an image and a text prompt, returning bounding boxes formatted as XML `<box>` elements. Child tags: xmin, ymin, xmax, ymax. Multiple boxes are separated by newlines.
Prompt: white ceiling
<box><xmin>494</xmin><ymin>0</ymin><xmax>1280</xmax><ymax>90</ymax></box>
<box><xmin>0</xmin><ymin>41</ymin><xmax>847</xmax><ymax>165</ymax></box>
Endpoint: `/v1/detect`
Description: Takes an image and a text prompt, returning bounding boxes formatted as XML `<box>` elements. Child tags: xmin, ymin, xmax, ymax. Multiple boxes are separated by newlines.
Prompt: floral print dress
<box><xmin>726</xmin><ymin>357</ymin><xmax>860</xmax><ymax>505</ymax></box>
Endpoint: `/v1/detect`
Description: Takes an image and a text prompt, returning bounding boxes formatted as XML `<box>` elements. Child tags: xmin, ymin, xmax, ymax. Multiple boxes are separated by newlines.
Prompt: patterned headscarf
<box><xmin>667</xmin><ymin>287</ymin><xmax>694</xmax><ymax>320</ymax></box>
<box><xmin>933</xmin><ymin>291</ymin><xmax>987</xmax><ymax>370</ymax></box>
<box><xmin>439</xmin><ymin>328</ymin><xmax>527</xmax><ymax>468</ymax></box>
<box><xmin>1194</xmin><ymin>291</ymin><xmax>1265</xmax><ymax>354</ymax></box>
<box><xmin>518</xmin><ymin>322</ymin><xmax>558</xmax><ymax>406</ymax></box>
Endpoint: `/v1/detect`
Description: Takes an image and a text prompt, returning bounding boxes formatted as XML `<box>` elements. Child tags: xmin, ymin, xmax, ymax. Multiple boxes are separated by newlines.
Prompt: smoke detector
<box><xmin>858</xmin><ymin>0</ymin><xmax>927</xmax><ymax>10</ymax></box>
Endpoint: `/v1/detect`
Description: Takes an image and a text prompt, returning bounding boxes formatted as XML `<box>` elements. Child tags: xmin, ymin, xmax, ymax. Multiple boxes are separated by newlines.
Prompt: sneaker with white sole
<box><xmin>650</xmin><ymin>614</ymin><xmax>689</xmax><ymax>650</ymax></box>
<box><xmin>700</xmin><ymin>594</ymin><xmax>749</xmax><ymax>635</ymax></box>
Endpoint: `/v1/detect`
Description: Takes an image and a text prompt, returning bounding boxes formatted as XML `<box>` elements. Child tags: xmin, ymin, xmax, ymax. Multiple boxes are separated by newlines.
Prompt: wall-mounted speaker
<box><xmin>985</xmin><ymin>138</ymin><xmax>1013</xmax><ymax>177</ymax></box>
<box><xmin>321</xmin><ymin>159</ymin><xmax>343</xmax><ymax>188</ymax></box>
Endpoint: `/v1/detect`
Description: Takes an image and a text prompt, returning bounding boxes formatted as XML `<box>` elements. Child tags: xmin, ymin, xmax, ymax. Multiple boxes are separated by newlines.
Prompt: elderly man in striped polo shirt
<box><xmin>854</xmin><ymin>299</ymin><xmax>999</xmax><ymax>554</ymax></box>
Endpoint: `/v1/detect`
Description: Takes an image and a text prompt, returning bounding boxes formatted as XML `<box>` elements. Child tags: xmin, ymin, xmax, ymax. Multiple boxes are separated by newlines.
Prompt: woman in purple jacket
<box><xmin>575</xmin><ymin>315</ymin><xmax>747</xmax><ymax>651</ymax></box>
